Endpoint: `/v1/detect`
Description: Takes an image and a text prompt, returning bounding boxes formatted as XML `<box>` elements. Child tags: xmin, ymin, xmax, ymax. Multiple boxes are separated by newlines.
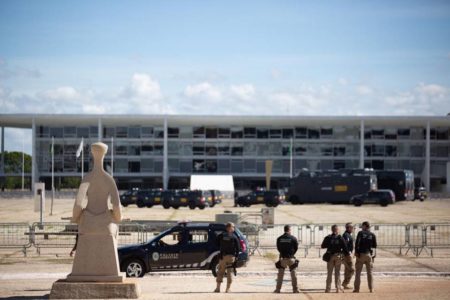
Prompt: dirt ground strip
<box><xmin>0</xmin><ymin>196</ymin><xmax>450</xmax><ymax>224</ymax></box>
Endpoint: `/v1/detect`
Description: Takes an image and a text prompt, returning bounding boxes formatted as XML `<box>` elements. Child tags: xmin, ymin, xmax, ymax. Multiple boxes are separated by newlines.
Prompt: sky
<box><xmin>1</xmin><ymin>0</ymin><xmax>450</xmax><ymax>153</ymax></box>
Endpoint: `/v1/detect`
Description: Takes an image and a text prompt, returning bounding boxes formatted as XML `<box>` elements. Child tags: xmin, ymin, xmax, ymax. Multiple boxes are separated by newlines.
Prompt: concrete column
<box><xmin>163</xmin><ymin>117</ymin><xmax>168</xmax><ymax>190</ymax></box>
<box><xmin>1</xmin><ymin>126</ymin><xmax>4</xmax><ymax>175</ymax></box>
<box><xmin>425</xmin><ymin>121</ymin><xmax>431</xmax><ymax>192</ymax></box>
<box><xmin>359</xmin><ymin>119</ymin><xmax>365</xmax><ymax>169</ymax></box>
<box><xmin>446</xmin><ymin>162</ymin><xmax>450</xmax><ymax>194</ymax></box>
<box><xmin>31</xmin><ymin>118</ymin><xmax>37</xmax><ymax>192</ymax></box>
<box><xmin>98</xmin><ymin>118</ymin><xmax>102</xmax><ymax>142</ymax></box>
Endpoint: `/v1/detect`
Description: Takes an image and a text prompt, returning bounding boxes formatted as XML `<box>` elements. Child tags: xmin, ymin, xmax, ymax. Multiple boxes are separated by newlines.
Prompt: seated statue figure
<box><xmin>67</xmin><ymin>142</ymin><xmax>124</xmax><ymax>282</ymax></box>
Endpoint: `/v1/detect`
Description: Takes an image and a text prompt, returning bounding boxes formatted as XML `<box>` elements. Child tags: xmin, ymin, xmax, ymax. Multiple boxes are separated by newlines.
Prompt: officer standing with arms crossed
<box><xmin>354</xmin><ymin>221</ymin><xmax>377</xmax><ymax>293</ymax></box>
<box><xmin>342</xmin><ymin>223</ymin><xmax>355</xmax><ymax>290</ymax></box>
<box><xmin>321</xmin><ymin>224</ymin><xmax>350</xmax><ymax>293</ymax></box>
<box><xmin>214</xmin><ymin>222</ymin><xmax>241</xmax><ymax>293</ymax></box>
<box><xmin>274</xmin><ymin>225</ymin><xmax>300</xmax><ymax>293</ymax></box>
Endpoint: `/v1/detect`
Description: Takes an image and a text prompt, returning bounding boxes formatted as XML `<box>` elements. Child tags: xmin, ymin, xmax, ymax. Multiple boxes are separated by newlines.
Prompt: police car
<box><xmin>117</xmin><ymin>222</ymin><xmax>249</xmax><ymax>277</ymax></box>
<box><xmin>236</xmin><ymin>189</ymin><xmax>285</xmax><ymax>207</ymax></box>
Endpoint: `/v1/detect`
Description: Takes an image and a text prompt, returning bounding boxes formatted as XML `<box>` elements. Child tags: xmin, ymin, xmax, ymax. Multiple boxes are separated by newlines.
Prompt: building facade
<box><xmin>0</xmin><ymin>114</ymin><xmax>449</xmax><ymax>191</ymax></box>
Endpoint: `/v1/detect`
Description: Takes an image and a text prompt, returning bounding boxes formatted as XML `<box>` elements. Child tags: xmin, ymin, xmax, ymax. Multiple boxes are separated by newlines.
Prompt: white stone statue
<box><xmin>67</xmin><ymin>142</ymin><xmax>124</xmax><ymax>282</ymax></box>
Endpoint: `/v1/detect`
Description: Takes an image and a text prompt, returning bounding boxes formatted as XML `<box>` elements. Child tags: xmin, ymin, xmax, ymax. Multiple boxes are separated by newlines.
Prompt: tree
<box><xmin>1</xmin><ymin>151</ymin><xmax>32</xmax><ymax>190</ymax></box>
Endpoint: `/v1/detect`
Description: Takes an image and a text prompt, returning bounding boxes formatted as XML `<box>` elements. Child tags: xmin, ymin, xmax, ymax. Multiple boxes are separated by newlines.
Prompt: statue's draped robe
<box><xmin>67</xmin><ymin>171</ymin><xmax>123</xmax><ymax>282</ymax></box>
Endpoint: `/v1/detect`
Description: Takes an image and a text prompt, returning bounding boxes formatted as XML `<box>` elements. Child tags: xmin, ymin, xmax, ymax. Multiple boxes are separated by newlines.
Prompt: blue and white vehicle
<box><xmin>118</xmin><ymin>222</ymin><xmax>249</xmax><ymax>277</ymax></box>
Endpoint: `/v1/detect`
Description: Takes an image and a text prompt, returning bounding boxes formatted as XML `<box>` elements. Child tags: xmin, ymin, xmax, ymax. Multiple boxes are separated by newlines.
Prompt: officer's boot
<box><xmin>214</xmin><ymin>283</ymin><xmax>221</xmax><ymax>293</ymax></box>
<box><xmin>225</xmin><ymin>281</ymin><xmax>231</xmax><ymax>293</ymax></box>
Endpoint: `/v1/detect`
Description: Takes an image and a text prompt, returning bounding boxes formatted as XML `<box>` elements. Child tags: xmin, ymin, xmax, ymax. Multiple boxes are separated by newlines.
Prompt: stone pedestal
<box><xmin>49</xmin><ymin>279</ymin><xmax>141</xmax><ymax>299</ymax></box>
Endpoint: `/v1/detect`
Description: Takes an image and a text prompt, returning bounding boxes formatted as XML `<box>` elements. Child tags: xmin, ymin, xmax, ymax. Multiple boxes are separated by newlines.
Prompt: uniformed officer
<box><xmin>214</xmin><ymin>222</ymin><xmax>241</xmax><ymax>293</ymax></box>
<box><xmin>354</xmin><ymin>221</ymin><xmax>377</xmax><ymax>293</ymax></box>
<box><xmin>321</xmin><ymin>224</ymin><xmax>350</xmax><ymax>293</ymax></box>
<box><xmin>274</xmin><ymin>225</ymin><xmax>299</xmax><ymax>293</ymax></box>
<box><xmin>342</xmin><ymin>223</ymin><xmax>355</xmax><ymax>289</ymax></box>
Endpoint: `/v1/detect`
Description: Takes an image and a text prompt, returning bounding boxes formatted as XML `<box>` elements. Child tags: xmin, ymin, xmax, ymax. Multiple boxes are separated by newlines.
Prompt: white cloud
<box><xmin>184</xmin><ymin>82</ymin><xmax>221</xmax><ymax>101</ymax></box>
<box><xmin>338</xmin><ymin>77</ymin><xmax>348</xmax><ymax>86</ymax></box>
<box><xmin>124</xmin><ymin>73</ymin><xmax>162</xmax><ymax>100</ymax></box>
<box><xmin>415</xmin><ymin>83</ymin><xmax>448</xmax><ymax>98</ymax></box>
<box><xmin>355</xmin><ymin>85</ymin><xmax>373</xmax><ymax>95</ymax></box>
<box><xmin>38</xmin><ymin>86</ymin><xmax>80</xmax><ymax>101</ymax></box>
<box><xmin>230</xmin><ymin>84</ymin><xmax>255</xmax><ymax>100</ymax></box>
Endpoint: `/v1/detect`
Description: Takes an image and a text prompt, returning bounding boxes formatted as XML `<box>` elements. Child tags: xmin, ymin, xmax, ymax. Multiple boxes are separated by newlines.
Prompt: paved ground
<box><xmin>0</xmin><ymin>196</ymin><xmax>449</xmax><ymax>299</ymax></box>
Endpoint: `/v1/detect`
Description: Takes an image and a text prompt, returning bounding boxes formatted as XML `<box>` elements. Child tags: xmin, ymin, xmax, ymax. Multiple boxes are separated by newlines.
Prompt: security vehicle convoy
<box><xmin>235</xmin><ymin>189</ymin><xmax>285</xmax><ymax>207</ymax></box>
<box><xmin>287</xmin><ymin>169</ymin><xmax>377</xmax><ymax>204</ymax></box>
<box><xmin>376</xmin><ymin>170</ymin><xmax>415</xmax><ymax>201</ymax></box>
<box><xmin>118</xmin><ymin>222</ymin><xmax>249</xmax><ymax>277</ymax></box>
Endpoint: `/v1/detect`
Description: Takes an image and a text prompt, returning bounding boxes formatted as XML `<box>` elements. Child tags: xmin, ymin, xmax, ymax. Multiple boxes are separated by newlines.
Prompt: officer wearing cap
<box><xmin>354</xmin><ymin>221</ymin><xmax>377</xmax><ymax>293</ymax></box>
<box><xmin>321</xmin><ymin>224</ymin><xmax>350</xmax><ymax>293</ymax></box>
<box><xmin>274</xmin><ymin>225</ymin><xmax>299</xmax><ymax>293</ymax></box>
<box><xmin>214</xmin><ymin>222</ymin><xmax>240</xmax><ymax>293</ymax></box>
<box><xmin>342</xmin><ymin>223</ymin><xmax>355</xmax><ymax>290</ymax></box>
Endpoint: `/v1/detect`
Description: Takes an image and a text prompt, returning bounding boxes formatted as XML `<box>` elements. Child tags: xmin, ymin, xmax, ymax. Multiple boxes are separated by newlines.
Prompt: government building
<box><xmin>0</xmin><ymin>114</ymin><xmax>449</xmax><ymax>192</ymax></box>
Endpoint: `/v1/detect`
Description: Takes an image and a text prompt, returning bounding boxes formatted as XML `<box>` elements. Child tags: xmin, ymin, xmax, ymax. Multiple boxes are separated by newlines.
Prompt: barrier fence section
<box><xmin>0</xmin><ymin>223</ymin><xmax>32</xmax><ymax>256</ymax></box>
<box><xmin>1</xmin><ymin>222</ymin><xmax>450</xmax><ymax>257</ymax></box>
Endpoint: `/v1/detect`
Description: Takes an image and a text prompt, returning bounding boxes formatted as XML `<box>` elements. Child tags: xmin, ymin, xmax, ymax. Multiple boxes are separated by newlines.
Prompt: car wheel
<box><xmin>146</xmin><ymin>204</ymin><xmax>153</xmax><ymax>208</ymax></box>
<box><xmin>289</xmin><ymin>195</ymin><xmax>299</xmax><ymax>205</ymax></box>
<box><xmin>189</xmin><ymin>203</ymin><xmax>196</xmax><ymax>210</ymax></box>
<box><xmin>173</xmin><ymin>205</ymin><xmax>180</xmax><ymax>209</ymax></box>
<box><xmin>272</xmin><ymin>203</ymin><xmax>279</xmax><ymax>207</ymax></box>
<box><xmin>353</xmin><ymin>199</ymin><xmax>363</xmax><ymax>207</ymax></box>
<box><xmin>136</xmin><ymin>200</ymin><xmax>145</xmax><ymax>208</ymax></box>
<box><xmin>122</xmin><ymin>203</ymin><xmax>128</xmax><ymax>207</ymax></box>
<box><xmin>162</xmin><ymin>203</ymin><xmax>170</xmax><ymax>209</ymax></box>
<box><xmin>124</xmin><ymin>259</ymin><xmax>146</xmax><ymax>278</ymax></box>
<box><xmin>199</xmin><ymin>205</ymin><xmax>205</xmax><ymax>210</ymax></box>
<box><xmin>210</xmin><ymin>256</ymin><xmax>220</xmax><ymax>277</ymax></box>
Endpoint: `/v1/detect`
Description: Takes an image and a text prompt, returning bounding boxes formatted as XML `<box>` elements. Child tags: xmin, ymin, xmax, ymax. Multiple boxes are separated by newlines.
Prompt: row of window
<box><xmin>36</xmin><ymin>158</ymin><xmax>447</xmax><ymax>178</ymax></box>
<box><xmin>37</xmin><ymin>140</ymin><xmax>449</xmax><ymax>158</ymax></box>
<box><xmin>37</xmin><ymin>125</ymin><xmax>450</xmax><ymax>140</ymax></box>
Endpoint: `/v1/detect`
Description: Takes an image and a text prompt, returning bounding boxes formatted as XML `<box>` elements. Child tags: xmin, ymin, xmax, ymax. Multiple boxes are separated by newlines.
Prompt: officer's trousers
<box><xmin>325</xmin><ymin>253</ymin><xmax>342</xmax><ymax>292</ymax></box>
<box><xmin>354</xmin><ymin>253</ymin><xmax>373</xmax><ymax>291</ymax></box>
<box><xmin>216</xmin><ymin>255</ymin><xmax>235</xmax><ymax>285</ymax></box>
<box><xmin>342</xmin><ymin>255</ymin><xmax>355</xmax><ymax>286</ymax></box>
<box><xmin>275</xmin><ymin>258</ymin><xmax>298</xmax><ymax>292</ymax></box>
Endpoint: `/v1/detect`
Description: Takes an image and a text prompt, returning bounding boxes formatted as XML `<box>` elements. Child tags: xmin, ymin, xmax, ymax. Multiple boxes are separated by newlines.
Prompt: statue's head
<box><xmin>91</xmin><ymin>142</ymin><xmax>108</xmax><ymax>161</ymax></box>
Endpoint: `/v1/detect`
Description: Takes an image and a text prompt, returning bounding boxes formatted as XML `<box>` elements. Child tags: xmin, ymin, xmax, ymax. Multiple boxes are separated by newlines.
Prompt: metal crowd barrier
<box><xmin>1</xmin><ymin>222</ymin><xmax>450</xmax><ymax>257</ymax></box>
<box><xmin>0</xmin><ymin>223</ymin><xmax>32</xmax><ymax>256</ymax></box>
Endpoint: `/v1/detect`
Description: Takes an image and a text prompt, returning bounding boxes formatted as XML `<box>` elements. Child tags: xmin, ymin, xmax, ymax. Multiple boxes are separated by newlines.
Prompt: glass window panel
<box><xmin>231</xmin><ymin>127</ymin><xmax>243</xmax><ymax>138</ymax></box>
<box><xmin>218</xmin><ymin>143</ymin><xmax>230</xmax><ymax>155</ymax></box>
<box><xmin>269</xmin><ymin>129</ymin><xmax>282</xmax><ymax>139</ymax></box>
<box><xmin>385</xmin><ymin>145</ymin><xmax>397</xmax><ymax>157</ymax></box>
<box><xmin>308</xmin><ymin>128</ymin><xmax>319</xmax><ymax>139</ymax></box>
<box><xmin>193</xmin><ymin>126</ymin><xmax>205</xmax><ymax>138</ymax></box>
<box><xmin>64</xmin><ymin>126</ymin><xmax>76</xmax><ymax>138</ymax></box>
<box><xmin>141</xmin><ymin>142</ymin><xmax>153</xmax><ymax>155</ymax></box>
<box><xmin>218</xmin><ymin>127</ymin><xmax>230</xmax><ymax>138</ymax></box>
<box><xmin>49</xmin><ymin>127</ymin><xmax>63</xmax><ymax>138</ymax></box>
<box><xmin>141</xmin><ymin>159</ymin><xmax>154</xmax><ymax>172</ymax></box>
<box><xmin>217</xmin><ymin>159</ymin><xmax>230</xmax><ymax>173</ymax></box>
<box><xmin>243</xmin><ymin>159</ymin><xmax>256</xmax><ymax>172</ymax></box>
<box><xmin>410</xmin><ymin>144</ymin><xmax>424</xmax><ymax>157</ymax></box>
<box><xmin>257</xmin><ymin>128</ymin><xmax>269</xmax><ymax>139</ymax></box>
<box><xmin>179</xmin><ymin>126</ymin><xmax>192</xmax><ymax>138</ymax></box>
<box><xmin>115</xmin><ymin>159</ymin><xmax>128</xmax><ymax>172</ymax></box>
<box><xmin>282</xmin><ymin>128</ymin><xmax>294</xmax><ymax>139</ymax></box>
<box><xmin>244</xmin><ymin>142</ymin><xmax>257</xmax><ymax>156</ymax></box>
<box><xmin>180</xmin><ymin>160</ymin><xmax>192</xmax><ymax>172</ymax></box>
<box><xmin>321</xmin><ymin>127</ymin><xmax>333</xmax><ymax>137</ymax></box>
<box><xmin>244</xmin><ymin>127</ymin><xmax>256</xmax><ymax>138</ymax></box>
<box><xmin>205</xmin><ymin>160</ymin><xmax>217</xmax><ymax>172</ymax></box>
<box><xmin>141</xmin><ymin>126</ymin><xmax>154</xmax><ymax>138</ymax></box>
<box><xmin>410</xmin><ymin>127</ymin><xmax>425</xmax><ymax>139</ymax></box>
<box><xmin>89</xmin><ymin>126</ymin><xmax>98</xmax><ymax>137</ymax></box>
<box><xmin>168</xmin><ymin>159</ymin><xmax>179</xmax><ymax>172</ymax></box>
<box><xmin>154</xmin><ymin>159</ymin><xmax>163</xmax><ymax>172</ymax></box>
<box><xmin>116</xmin><ymin>127</ymin><xmax>127</xmax><ymax>138</ymax></box>
<box><xmin>128</xmin><ymin>143</ymin><xmax>141</xmax><ymax>156</ymax></box>
<box><xmin>193</xmin><ymin>142</ymin><xmax>205</xmax><ymax>155</ymax></box>
<box><xmin>128</xmin><ymin>126</ymin><xmax>141</xmax><ymax>138</ymax></box>
<box><xmin>295</xmin><ymin>127</ymin><xmax>307</xmax><ymax>138</ymax></box>
<box><xmin>154</xmin><ymin>127</ymin><xmax>164</xmax><ymax>138</ymax></box>
<box><xmin>231</xmin><ymin>159</ymin><xmax>243</xmax><ymax>173</ymax></box>
<box><xmin>154</xmin><ymin>142</ymin><xmax>163</xmax><ymax>155</ymax></box>
<box><xmin>193</xmin><ymin>159</ymin><xmax>205</xmax><ymax>172</ymax></box>
<box><xmin>104</xmin><ymin>127</ymin><xmax>115</xmax><ymax>138</ymax></box>
<box><xmin>168</xmin><ymin>127</ymin><xmax>179</xmax><ymax>138</ymax></box>
<box><xmin>205</xmin><ymin>127</ymin><xmax>217</xmax><ymax>139</ymax></box>
<box><xmin>205</xmin><ymin>143</ymin><xmax>217</xmax><ymax>156</ymax></box>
